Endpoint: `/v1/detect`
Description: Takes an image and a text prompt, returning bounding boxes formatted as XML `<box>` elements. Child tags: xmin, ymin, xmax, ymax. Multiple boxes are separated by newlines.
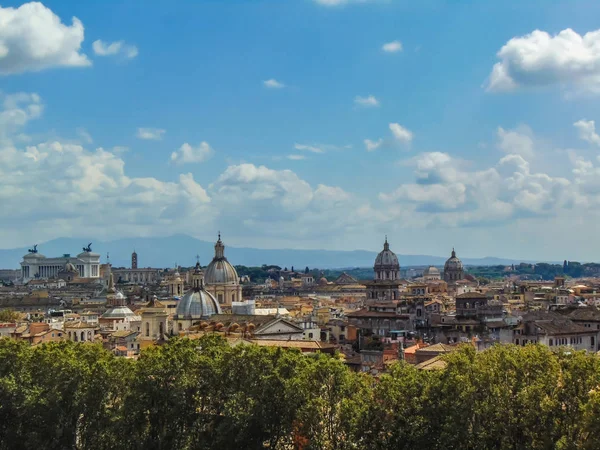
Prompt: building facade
<box><xmin>112</xmin><ymin>268</ymin><xmax>161</xmax><ymax>284</ymax></box>
<box><xmin>21</xmin><ymin>247</ymin><xmax>101</xmax><ymax>282</ymax></box>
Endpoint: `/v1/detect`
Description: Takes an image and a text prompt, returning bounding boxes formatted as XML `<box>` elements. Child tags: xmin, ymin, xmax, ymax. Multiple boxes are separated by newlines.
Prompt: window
<box><xmin>308</xmin><ymin>333</ymin><xmax>313</xmax><ymax>338</ymax></box>
<box><xmin>549</xmin><ymin>339</ymin><xmax>553</xmax><ymax>346</ymax></box>
<box><xmin>145</xmin><ymin>322</ymin><xmax>150</xmax><ymax>337</ymax></box>
<box><xmin>218</xmin><ymin>293</ymin><xmax>223</xmax><ymax>303</ymax></box>
<box><xmin>81</xmin><ymin>331</ymin><xmax>85</xmax><ymax>341</ymax></box>
<box><xmin>515</xmin><ymin>339</ymin><xmax>519</xmax><ymax>345</ymax></box>
<box><xmin>232</xmin><ymin>293</ymin><xmax>236</xmax><ymax>302</ymax></box>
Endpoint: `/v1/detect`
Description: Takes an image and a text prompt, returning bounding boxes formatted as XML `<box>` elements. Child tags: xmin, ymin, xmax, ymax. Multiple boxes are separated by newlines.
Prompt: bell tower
<box><xmin>131</xmin><ymin>250</ymin><xmax>138</xmax><ymax>269</ymax></box>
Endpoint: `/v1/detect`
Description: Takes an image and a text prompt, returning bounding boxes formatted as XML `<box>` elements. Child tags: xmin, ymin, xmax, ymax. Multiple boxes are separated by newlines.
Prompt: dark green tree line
<box><xmin>2</xmin><ymin>338</ymin><xmax>600</xmax><ymax>449</ymax></box>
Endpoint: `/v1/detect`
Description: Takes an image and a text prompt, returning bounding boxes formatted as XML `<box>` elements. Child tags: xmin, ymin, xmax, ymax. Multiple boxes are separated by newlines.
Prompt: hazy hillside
<box><xmin>0</xmin><ymin>234</ymin><xmax>539</xmax><ymax>270</ymax></box>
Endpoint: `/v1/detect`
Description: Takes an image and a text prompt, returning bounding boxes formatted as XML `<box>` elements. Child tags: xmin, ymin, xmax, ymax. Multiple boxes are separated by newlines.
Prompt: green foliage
<box><xmin>2</xmin><ymin>339</ymin><xmax>600</xmax><ymax>449</ymax></box>
<box><xmin>0</xmin><ymin>309</ymin><xmax>20</xmax><ymax>322</ymax></box>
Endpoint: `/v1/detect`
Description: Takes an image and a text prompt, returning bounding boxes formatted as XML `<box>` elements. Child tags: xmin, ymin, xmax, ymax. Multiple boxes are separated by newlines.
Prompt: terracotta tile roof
<box><xmin>415</xmin><ymin>355</ymin><xmax>447</xmax><ymax>370</ymax></box>
<box><xmin>110</xmin><ymin>330</ymin><xmax>138</xmax><ymax>338</ymax></box>
<box><xmin>415</xmin><ymin>343</ymin><xmax>458</xmax><ymax>353</ymax></box>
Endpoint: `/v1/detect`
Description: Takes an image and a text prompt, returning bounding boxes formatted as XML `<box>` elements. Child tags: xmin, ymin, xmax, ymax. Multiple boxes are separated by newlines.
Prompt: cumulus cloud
<box><xmin>364</xmin><ymin>138</ymin><xmax>383</xmax><ymax>152</ymax></box>
<box><xmin>389</xmin><ymin>123</ymin><xmax>413</xmax><ymax>144</ymax></box>
<box><xmin>354</xmin><ymin>95</ymin><xmax>380</xmax><ymax>107</ymax></box>
<box><xmin>497</xmin><ymin>126</ymin><xmax>535</xmax><ymax>160</ymax></box>
<box><xmin>0</xmin><ymin>92</ymin><xmax>216</xmax><ymax>246</ymax></box>
<box><xmin>136</xmin><ymin>128</ymin><xmax>165</xmax><ymax>140</ymax></box>
<box><xmin>210</xmin><ymin>163</ymin><xmax>369</xmax><ymax>241</ymax></box>
<box><xmin>170</xmin><ymin>142</ymin><xmax>214</xmax><ymax>164</ymax></box>
<box><xmin>380</xmin><ymin>132</ymin><xmax>577</xmax><ymax>226</ymax></box>
<box><xmin>92</xmin><ymin>40</ymin><xmax>138</xmax><ymax>59</ymax></box>
<box><xmin>0</xmin><ymin>2</ymin><xmax>90</xmax><ymax>75</ymax></box>
<box><xmin>574</xmin><ymin>119</ymin><xmax>600</xmax><ymax>146</ymax></box>
<box><xmin>382</xmin><ymin>40</ymin><xmax>403</xmax><ymax>53</ymax></box>
<box><xmin>487</xmin><ymin>28</ymin><xmax>600</xmax><ymax>93</ymax></box>
<box><xmin>263</xmin><ymin>79</ymin><xmax>285</xmax><ymax>89</ymax></box>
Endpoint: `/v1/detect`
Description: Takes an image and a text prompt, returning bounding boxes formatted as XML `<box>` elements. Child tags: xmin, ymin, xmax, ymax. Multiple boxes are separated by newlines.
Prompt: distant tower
<box><xmin>132</xmin><ymin>250</ymin><xmax>138</xmax><ymax>269</ymax></box>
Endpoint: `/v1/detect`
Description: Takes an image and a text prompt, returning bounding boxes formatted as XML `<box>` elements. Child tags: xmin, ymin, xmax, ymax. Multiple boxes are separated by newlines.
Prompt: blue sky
<box><xmin>2</xmin><ymin>0</ymin><xmax>600</xmax><ymax>261</ymax></box>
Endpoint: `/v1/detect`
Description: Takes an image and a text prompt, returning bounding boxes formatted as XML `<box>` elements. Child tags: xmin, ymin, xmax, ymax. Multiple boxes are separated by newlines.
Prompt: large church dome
<box><xmin>444</xmin><ymin>248</ymin><xmax>464</xmax><ymax>283</ymax></box>
<box><xmin>175</xmin><ymin>286</ymin><xmax>222</xmax><ymax>319</ymax></box>
<box><xmin>374</xmin><ymin>237</ymin><xmax>400</xmax><ymax>269</ymax></box>
<box><xmin>373</xmin><ymin>237</ymin><xmax>400</xmax><ymax>282</ymax></box>
<box><xmin>204</xmin><ymin>234</ymin><xmax>239</xmax><ymax>284</ymax></box>
<box><xmin>444</xmin><ymin>249</ymin><xmax>463</xmax><ymax>271</ymax></box>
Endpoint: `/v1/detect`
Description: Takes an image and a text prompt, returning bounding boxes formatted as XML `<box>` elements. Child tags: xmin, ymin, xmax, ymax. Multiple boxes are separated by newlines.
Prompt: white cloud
<box><xmin>92</xmin><ymin>40</ymin><xmax>138</xmax><ymax>59</ymax></box>
<box><xmin>136</xmin><ymin>128</ymin><xmax>165</xmax><ymax>140</ymax></box>
<box><xmin>0</xmin><ymin>93</ymin><xmax>215</xmax><ymax>246</ymax></box>
<box><xmin>389</xmin><ymin>123</ymin><xmax>413</xmax><ymax>144</ymax></box>
<box><xmin>487</xmin><ymin>28</ymin><xmax>600</xmax><ymax>93</ymax></box>
<box><xmin>382</xmin><ymin>40</ymin><xmax>403</xmax><ymax>53</ymax></box>
<box><xmin>380</xmin><ymin>129</ymin><xmax>577</xmax><ymax>226</ymax></box>
<box><xmin>574</xmin><ymin>119</ymin><xmax>600</xmax><ymax>146</ymax></box>
<box><xmin>0</xmin><ymin>92</ymin><xmax>44</xmax><ymax>137</ymax></box>
<box><xmin>364</xmin><ymin>138</ymin><xmax>383</xmax><ymax>152</ymax></box>
<box><xmin>294</xmin><ymin>143</ymin><xmax>323</xmax><ymax>153</ymax></box>
<box><xmin>496</xmin><ymin>126</ymin><xmax>535</xmax><ymax>160</ymax></box>
<box><xmin>170</xmin><ymin>142</ymin><xmax>214</xmax><ymax>164</ymax></box>
<box><xmin>263</xmin><ymin>79</ymin><xmax>285</xmax><ymax>89</ymax></box>
<box><xmin>210</xmin><ymin>163</ymin><xmax>365</xmax><ymax>241</ymax></box>
<box><xmin>111</xmin><ymin>146</ymin><xmax>129</xmax><ymax>154</ymax></box>
<box><xmin>288</xmin><ymin>154</ymin><xmax>305</xmax><ymax>160</ymax></box>
<box><xmin>354</xmin><ymin>95</ymin><xmax>380</xmax><ymax>107</ymax></box>
<box><xmin>0</xmin><ymin>2</ymin><xmax>90</xmax><ymax>75</ymax></box>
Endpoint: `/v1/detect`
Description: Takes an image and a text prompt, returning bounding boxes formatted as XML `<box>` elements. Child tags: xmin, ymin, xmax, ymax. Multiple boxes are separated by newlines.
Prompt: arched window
<box><xmin>178</xmin><ymin>323</ymin><xmax>182</xmax><ymax>331</ymax></box>
<box><xmin>74</xmin><ymin>333</ymin><xmax>78</xmax><ymax>342</ymax></box>
<box><xmin>232</xmin><ymin>293</ymin><xmax>236</xmax><ymax>302</ymax></box>
<box><xmin>145</xmin><ymin>322</ymin><xmax>150</xmax><ymax>337</ymax></box>
<box><xmin>80</xmin><ymin>331</ymin><xmax>85</xmax><ymax>341</ymax></box>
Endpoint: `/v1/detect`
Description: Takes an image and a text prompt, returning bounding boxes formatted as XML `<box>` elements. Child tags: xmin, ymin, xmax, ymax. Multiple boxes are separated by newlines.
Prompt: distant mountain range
<box><xmin>0</xmin><ymin>234</ymin><xmax>543</xmax><ymax>270</ymax></box>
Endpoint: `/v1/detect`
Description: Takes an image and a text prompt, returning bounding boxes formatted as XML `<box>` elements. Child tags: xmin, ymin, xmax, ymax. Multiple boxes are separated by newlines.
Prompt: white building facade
<box><xmin>21</xmin><ymin>250</ymin><xmax>101</xmax><ymax>282</ymax></box>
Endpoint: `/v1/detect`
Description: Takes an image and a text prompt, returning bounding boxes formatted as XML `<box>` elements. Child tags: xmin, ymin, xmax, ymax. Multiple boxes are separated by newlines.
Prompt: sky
<box><xmin>1</xmin><ymin>0</ymin><xmax>600</xmax><ymax>261</ymax></box>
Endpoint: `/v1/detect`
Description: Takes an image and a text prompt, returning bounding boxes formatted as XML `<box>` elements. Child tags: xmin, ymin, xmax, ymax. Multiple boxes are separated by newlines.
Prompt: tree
<box><xmin>0</xmin><ymin>310</ymin><xmax>20</xmax><ymax>322</ymax></box>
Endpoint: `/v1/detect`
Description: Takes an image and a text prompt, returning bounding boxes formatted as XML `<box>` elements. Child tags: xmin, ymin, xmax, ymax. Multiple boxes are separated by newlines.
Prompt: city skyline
<box><xmin>2</xmin><ymin>1</ymin><xmax>600</xmax><ymax>260</ymax></box>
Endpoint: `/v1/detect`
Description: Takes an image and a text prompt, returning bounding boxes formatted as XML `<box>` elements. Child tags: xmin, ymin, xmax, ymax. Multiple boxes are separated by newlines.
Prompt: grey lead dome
<box><xmin>203</xmin><ymin>234</ymin><xmax>240</xmax><ymax>284</ymax></box>
<box><xmin>444</xmin><ymin>248</ymin><xmax>463</xmax><ymax>271</ymax></box>
<box><xmin>175</xmin><ymin>288</ymin><xmax>222</xmax><ymax>319</ymax></box>
<box><xmin>374</xmin><ymin>237</ymin><xmax>400</xmax><ymax>269</ymax></box>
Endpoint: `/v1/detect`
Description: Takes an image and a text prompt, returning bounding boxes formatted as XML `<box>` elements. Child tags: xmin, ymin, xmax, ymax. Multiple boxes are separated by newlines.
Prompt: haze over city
<box><xmin>1</xmin><ymin>1</ymin><xmax>600</xmax><ymax>261</ymax></box>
